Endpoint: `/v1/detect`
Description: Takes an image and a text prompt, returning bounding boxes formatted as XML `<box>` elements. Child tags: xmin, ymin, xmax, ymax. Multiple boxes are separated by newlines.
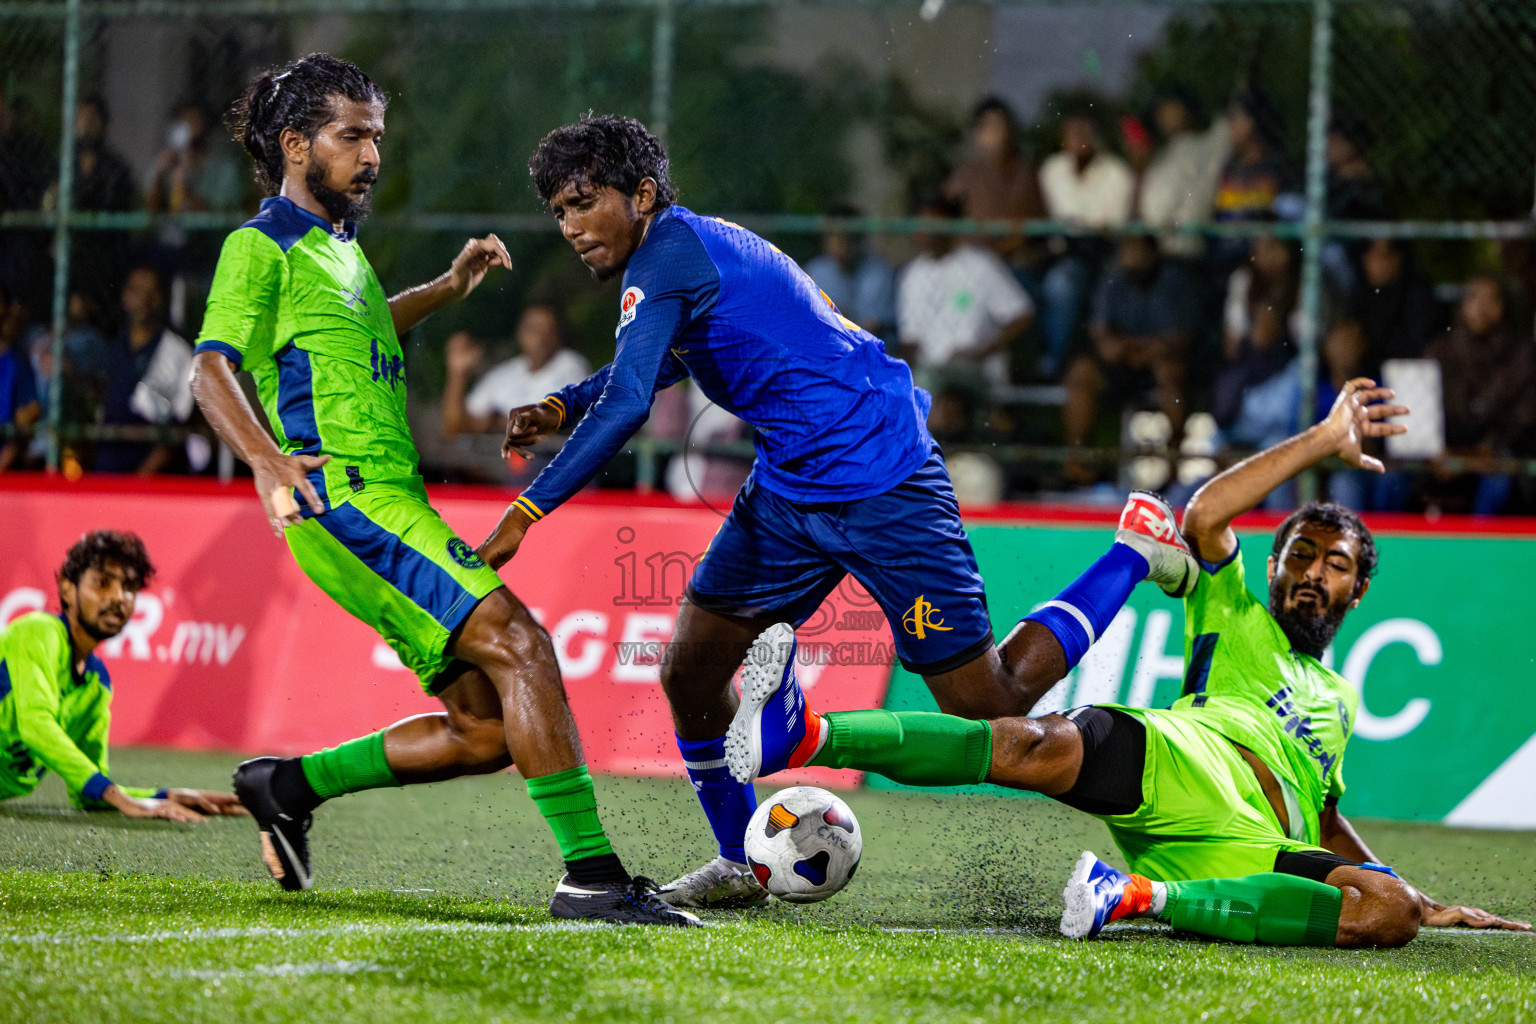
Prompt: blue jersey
<box><xmin>514</xmin><ymin>207</ymin><xmax>933</xmax><ymax>522</ymax></box>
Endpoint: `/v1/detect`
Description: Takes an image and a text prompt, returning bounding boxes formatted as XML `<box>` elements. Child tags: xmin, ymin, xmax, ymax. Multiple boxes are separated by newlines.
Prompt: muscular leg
<box><xmin>446</xmin><ymin>587</ymin><xmax>626</xmax><ymax>881</ymax></box>
<box><xmin>660</xmin><ymin>600</ymin><xmax>778</xmax><ymax>867</ymax></box>
<box><xmin>923</xmin><ymin>537</ymin><xmax>1155</xmax><ymax>720</ymax></box>
<box><xmin>380</xmin><ymin>666</ymin><xmax>514</xmax><ymax>783</ymax></box>
<box><xmin>447</xmin><ymin>587</ymin><xmax>580</xmax><ymax>778</ymax></box>
<box><xmin>659</xmin><ymin>600</ymin><xmax>777</xmax><ymax>741</ymax></box>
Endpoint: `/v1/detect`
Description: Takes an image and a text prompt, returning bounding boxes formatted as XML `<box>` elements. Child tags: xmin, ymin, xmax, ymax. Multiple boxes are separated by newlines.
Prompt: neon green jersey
<box><xmin>1173</xmin><ymin>547</ymin><xmax>1359</xmax><ymax>845</ymax></box>
<box><xmin>0</xmin><ymin>612</ymin><xmax>160</xmax><ymax>808</ymax></box>
<box><xmin>195</xmin><ymin>196</ymin><xmax>419</xmax><ymax>511</ymax></box>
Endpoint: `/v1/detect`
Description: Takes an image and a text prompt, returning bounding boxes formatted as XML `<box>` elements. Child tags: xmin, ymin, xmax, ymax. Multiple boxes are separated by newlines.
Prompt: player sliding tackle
<box><xmin>189</xmin><ymin>56</ymin><xmax>695</xmax><ymax>925</ymax></box>
<box><xmin>484</xmin><ymin>113</ymin><xmax>1198</xmax><ymax>908</ymax></box>
<box><xmin>729</xmin><ymin>380</ymin><xmax>1529</xmax><ymax>946</ymax></box>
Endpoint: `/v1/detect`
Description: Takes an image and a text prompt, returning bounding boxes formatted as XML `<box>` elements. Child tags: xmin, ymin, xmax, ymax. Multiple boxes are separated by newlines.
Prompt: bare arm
<box><xmin>1182</xmin><ymin>378</ymin><xmax>1408</xmax><ymax>565</ymax></box>
<box><xmin>440</xmin><ymin>331</ymin><xmax>497</xmax><ymax>436</ymax></box>
<box><xmin>1321</xmin><ymin>804</ymin><xmax>1530</xmax><ymax>931</ymax></box>
<box><xmin>388</xmin><ymin>234</ymin><xmax>511</xmax><ymax>336</ymax></box>
<box><xmin>190</xmin><ymin>351</ymin><xmax>330</xmax><ymax>535</ymax></box>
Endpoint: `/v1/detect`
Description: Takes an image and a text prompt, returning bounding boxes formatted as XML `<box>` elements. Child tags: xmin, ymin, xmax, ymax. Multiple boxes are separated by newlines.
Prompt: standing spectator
<box><xmin>1322</xmin><ymin>114</ymin><xmax>1388</xmax><ymax>296</ymax></box>
<box><xmin>49</xmin><ymin>95</ymin><xmax>135</xmax><ymax>214</ymax></box>
<box><xmin>1136</xmin><ymin>92</ymin><xmax>1229</xmax><ymax>263</ymax></box>
<box><xmin>803</xmin><ymin>205</ymin><xmax>897</xmax><ymax>339</ymax></box>
<box><xmin>943</xmin><ymin>96</ymin><xmax>1046</xmax><ymax>262</ymax></box>
<box><xmin>49</xmin><ymin>96</ymin><xmax>136</xmax><ymax>312</ymax></box>
<box><xmin>441</xmin><ymin>304</ymin><xmax>591</xmax><ymax>438</ymax></box>
<box><xmin>0</xmin><ymin>280</ymin><xmax>42</xmax><ymax>472</ymax></box>
<box><xmin>1352</xmin><ymin>237</ymin><xmax>1438</xmax><ymax>378</ymax></box>
<box><xmin>0</xmin><ymin>84</ymin><xmax>51</xmax><ymax>211</ymax></box>
<box><xmin>93</xmin><ymin>266</ymin><xmax>195</xmax><ymax>476</ymax></box>
<box><xmin>1036</xmin><ymin>114</ymin><xmax>1133</xmax><ymax>378</ymax></box>
<box><xmin>1064</xmin><ymin>235</ymin><xmax>1197</xmax><ymax>481</ymax></box>
<box><xmin>897</xmin><ymin>193</ymin><xmax>1034</xmax><ymax>399</ymax></box>
<box><xmin>1423</xmin><ymin>276</ymin><xmax>1536</xmax><ymax>514</ymax></box>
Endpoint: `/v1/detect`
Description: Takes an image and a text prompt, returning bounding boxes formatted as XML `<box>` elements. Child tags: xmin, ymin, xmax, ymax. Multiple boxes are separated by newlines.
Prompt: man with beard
<box><xmin>728</xmin><ymin>378</ymin><xmax>1529</xmax><ymax>946</ymax></box>
<box><xmin>189</xmin><ymin>56</ymin><xmax>695</xmax><ymax>925</ymax></box>
<box><xmin>0</xmin><ymin>530</ymin><xmax>245</xmax><ymax>821</ymax></box>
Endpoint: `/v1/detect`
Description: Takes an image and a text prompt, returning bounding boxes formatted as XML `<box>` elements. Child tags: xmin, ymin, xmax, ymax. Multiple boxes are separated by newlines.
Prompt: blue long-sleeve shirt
<box><xmin>512</xmin><ymin>207</ymin><xmax>932</xmax><ymax>522</ymax></box>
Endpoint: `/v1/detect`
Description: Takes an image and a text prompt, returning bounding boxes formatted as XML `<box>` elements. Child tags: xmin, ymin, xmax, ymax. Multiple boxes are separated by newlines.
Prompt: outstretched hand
<box><xmin>447</xmin><ymin>234</ymin><xmax>512</xmax><ymax>300</ymax></box>
<box><xmin>1421</xmin><ymin>896</ymin><xmax>1531</xmax><ymax>932</ymax></box>
<box><xmin>1325</xmin><ymin>378</ymin><xmax>1409</xmax><ymax>473</ymax></box>
<box><xmin>166</xmin><ymin>789</ymin><xmax>249</xmax><ymax>817</ymax></box>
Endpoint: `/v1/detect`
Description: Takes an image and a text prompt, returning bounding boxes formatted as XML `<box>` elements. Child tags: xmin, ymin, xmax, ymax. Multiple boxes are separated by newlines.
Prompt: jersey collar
<box><xmin>260</xmin><ymin>195</ymin><xmax>357</xmax><ymax>242</ymax></box>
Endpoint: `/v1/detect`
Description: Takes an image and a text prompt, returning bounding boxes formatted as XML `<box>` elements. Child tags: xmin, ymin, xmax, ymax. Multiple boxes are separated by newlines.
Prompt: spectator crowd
<box><xmin>3</xmin><ymin>83</ymin><xmax>1535</xmax><ymax>515</ymax></box>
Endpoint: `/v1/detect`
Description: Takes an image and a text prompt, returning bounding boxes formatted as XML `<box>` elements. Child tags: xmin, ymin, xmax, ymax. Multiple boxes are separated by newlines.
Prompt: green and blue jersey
<box><xmin>194</xmin><ymin>196</ymin><xmax>419</xmax><ymax>513</ymax></box>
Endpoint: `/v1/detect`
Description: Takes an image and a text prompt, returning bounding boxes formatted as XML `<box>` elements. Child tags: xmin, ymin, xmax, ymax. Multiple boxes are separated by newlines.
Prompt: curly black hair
<box><xmin>58</xmin><ymin>530</ymin><xmax>156</xmax><ymax>604</ymax></box>
<box><xmin>227</xmin><ymin>53</ymin><xmax>386</xmax><ymax>196</ymax></box>
<box><xmin>528</xmin><ymin>112</ymin><xmax>675</xmax><ymax>209</ymax></box>
<box><xmin>1271</xmin><ymin>501</ymin><xmax>1378</xmax><ymax>589</ymax></box>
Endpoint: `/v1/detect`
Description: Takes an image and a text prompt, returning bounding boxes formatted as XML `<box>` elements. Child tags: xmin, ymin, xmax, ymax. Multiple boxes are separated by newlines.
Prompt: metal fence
<box><xmin>2</xmin><ymin>0</ymin><xmax>1534</xmax><ymax>502</ymax></box>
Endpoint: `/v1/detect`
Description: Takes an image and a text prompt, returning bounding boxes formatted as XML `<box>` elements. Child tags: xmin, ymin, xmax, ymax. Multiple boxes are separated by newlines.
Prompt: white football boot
<box><xmin>653</xmin><ymin>854</ymin><xmax>770</xmax><ymax>909</ymax></box>
<box><xmin>1115</xmin><ymin>490</ymin><xmax>1199</xmax><ymax>598</ymax></box>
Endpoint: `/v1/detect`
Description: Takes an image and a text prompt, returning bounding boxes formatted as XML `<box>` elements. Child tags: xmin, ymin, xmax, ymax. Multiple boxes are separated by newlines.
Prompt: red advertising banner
<box><xmin>0</xmin><ymin>479</ymin><xmax>894</xmax><ymax>787</ymax></box>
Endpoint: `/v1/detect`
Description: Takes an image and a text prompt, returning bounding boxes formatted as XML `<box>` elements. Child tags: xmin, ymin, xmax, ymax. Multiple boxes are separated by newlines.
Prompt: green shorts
<box><xmin>1093</xmin><ymin>705</ymin><xmax>1323</xmax><ymax>882</ymax></box>
<box><xmin>286</xmin><ymin>480</ymin><xmax>503</xmax><ymax>693</ymax></box>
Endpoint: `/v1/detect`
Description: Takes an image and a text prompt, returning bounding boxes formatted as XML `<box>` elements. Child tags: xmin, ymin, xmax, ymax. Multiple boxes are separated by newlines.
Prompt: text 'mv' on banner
<box><xmin>874</xmin><ymin>522</ymin><xmax>1536</xmax><ymax>829</ymax></box>
<box><xmin>0</xmin><ymin>482</ymin><xmax>893</xmax><ymax>790</ymax></box>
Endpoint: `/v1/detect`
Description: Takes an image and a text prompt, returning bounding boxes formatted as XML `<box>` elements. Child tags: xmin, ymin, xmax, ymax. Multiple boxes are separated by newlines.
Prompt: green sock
<box><xmin>808</xmin><ymin>710</ymin><xmax>992</xmax><ymax>787</ymax></box>
<box><xmin>524</xmin><ymin>766</ymin><xmax>616</xmax><ymax>862</ymax></box>
<box><xmin>1160</xmin><ymin>873</ymin><xmax>1342</xmax><ymax>946</ymax></box>
<box><xmin>300</xmin><ymin>731</ymin><xmax>399</xmax><ymax>800</ymax></box>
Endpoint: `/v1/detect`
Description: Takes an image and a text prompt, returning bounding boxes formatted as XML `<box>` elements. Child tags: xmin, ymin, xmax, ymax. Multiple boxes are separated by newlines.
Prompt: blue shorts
<box><xmin>685</xmin><ymin>444</ymin><xmax>993</xmax><ymax>675</ymax></box>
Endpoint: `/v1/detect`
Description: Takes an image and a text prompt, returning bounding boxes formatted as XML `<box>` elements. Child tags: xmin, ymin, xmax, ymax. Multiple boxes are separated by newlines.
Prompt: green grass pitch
<box><xmin>2</xmin><ymin>747</ymin><xmax>1533</xmax><ymax>1023</ymax></box>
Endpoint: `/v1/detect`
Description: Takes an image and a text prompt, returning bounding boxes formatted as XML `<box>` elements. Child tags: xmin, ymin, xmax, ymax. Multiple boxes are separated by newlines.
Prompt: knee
<box><xmin>1336</xmin><ymin>871</ymin><xmax>1421</xmax><ymax>948</ymax></box>
<box><xmin>462</xmin><ymin>590</ymin><xmax>557</xmax><ymax>674</ymax></box>
<box><xmin>451</xmin><ymin>713</ymin><xmax>513</xmax><ymax>772</ymax></box>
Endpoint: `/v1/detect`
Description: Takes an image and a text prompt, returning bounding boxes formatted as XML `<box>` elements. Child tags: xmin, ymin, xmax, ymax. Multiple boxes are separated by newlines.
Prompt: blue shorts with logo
<box><xmin>684</xmin><ymin>444</ymin><xmax>993</xmax><ymax>675</ymax></box>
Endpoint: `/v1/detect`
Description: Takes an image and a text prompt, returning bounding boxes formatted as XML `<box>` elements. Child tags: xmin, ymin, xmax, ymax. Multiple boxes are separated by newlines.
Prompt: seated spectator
<box><xmin>1064</xmin><ymin>235</ymin><xmax>1196</xmax><ymax>481</ymax></box>
<box><xmin>1213</xmin><ymin>93</ymin><xmax>1291</xmax><ymax>224</ymax></box>
<box><xmin>0</xmin><ymin>279</ymin><xmax>42</xmax><ymax>471</ymax></box>
<box><xmin>803</xmin><ymin>205</ymin><xmax>896</xmax><ymax>339</ymax></box>
<box><xmin>1322</xmin><ymin>113</ymin><xmax>1388</xmax><ymax>295</ymax></box>
<box><xmin>1136</xmin><ymin>92</ymin><xmax>1229</xmax><ymax>263</ymax></box>
<box><xmin>93</xmin><ymin>266</ymin><xmax>195</xmax><ymax>476</ymax></box>
<box><xmin>1423</xmin><ymin>276</ymin><xmax>1536</xmax><ymax>514</ymax></box>
<box><xmin>897</xmin><ymin>193</ymin><xmax>1034</xmax><ymax>403</ymax></box>
<box><xmin>147</xmin><ymin>103</ymin><xmax>246</xmax><ymax>216</ymax></box>
<box><xmin>1037</xmin><ymin>113</ymin><xmax>1133</xmax><ymax>378</ymax></box>
<box><xmin>1213</xmin><ymin>234</ymin><xmax>1303</xmax><ymax>444</ymax></box>
<box><xmin>441</xmin><ymin>305</ymin><xmax>591</xmax><ymax>437</ymax></box>
<box><xmin>1352</xmin><ymin>237</ymin><xmax>1438</xmax><ymax>378</ymax></box>
<box><xmin>943</xmin><ymin>96</ymin><xmax>1045</xmax><ymax>263</ymax></box>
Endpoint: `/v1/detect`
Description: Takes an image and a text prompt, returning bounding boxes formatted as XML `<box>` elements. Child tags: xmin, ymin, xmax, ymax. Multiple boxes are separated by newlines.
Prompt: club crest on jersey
<box><xmin>616</xmin><ymin>286</ymin><xmax>645</xmax><ymax>336</ymax></box>
<box><xmin>447</xmin><ymin>538</ymin><xmax>486</xmax><ymax>569</ymax></box>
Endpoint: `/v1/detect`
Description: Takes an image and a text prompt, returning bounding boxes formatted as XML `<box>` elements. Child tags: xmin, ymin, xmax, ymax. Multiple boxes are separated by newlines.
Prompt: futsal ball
<box><xmin>743</xmin><ymin>786</ymin><xmax>862</xmax><ymax>903</ymax></box>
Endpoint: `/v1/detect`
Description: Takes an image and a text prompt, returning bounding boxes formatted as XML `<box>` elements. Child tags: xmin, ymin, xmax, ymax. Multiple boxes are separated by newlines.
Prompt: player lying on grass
<box><xmin>728</xmin><ymin>380</ymin><xmax>1530</xmax><ymax>946</ymax></box>
<box><xmin>477</xmin><ymin>113</ymin><xmax>1198</xmax><ymax>908</ymax></box>
<box><xmin>189</xmin><ymin>55</ymin><xmax>695</xmax><ymax>925</ymax></box>
<box><xmin>0</xmin><ymin>531</ymin><xmax>246</xmax><ymax>824</ymax></box>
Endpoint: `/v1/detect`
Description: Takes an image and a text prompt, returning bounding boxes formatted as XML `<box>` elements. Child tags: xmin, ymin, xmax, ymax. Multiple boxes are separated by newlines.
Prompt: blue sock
<box><xmin>1024</xmin><ymin>542</ymin><xmax>1149</xmax><ymax>671</ymax></box>
<box><xmin>676</xmin><ymin>734</ymin><xmax>757</xmax><ymax>863</ymax></box>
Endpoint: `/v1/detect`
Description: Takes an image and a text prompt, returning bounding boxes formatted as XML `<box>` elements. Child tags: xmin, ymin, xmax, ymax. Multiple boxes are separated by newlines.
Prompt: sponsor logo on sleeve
<box><xmin>616</xmin><ymin>286</ymin><xmax>645</xmax><ymax>336</ymax></box>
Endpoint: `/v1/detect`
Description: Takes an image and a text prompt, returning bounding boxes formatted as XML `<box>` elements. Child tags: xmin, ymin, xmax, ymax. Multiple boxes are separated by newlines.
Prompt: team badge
<box><xmin>616</xmin><ymin>286</ymin><xmax>645</xmax><ymax>334</ymax></box>
<box><xmin>902</xmin><ymin>595</ymin><xmax>952</xmax><ymax>640</ymax></box>
<box><xmin>447</xmin><ymin>538</ymin><xmax>486</xmax><ymax>569</ymax></box>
